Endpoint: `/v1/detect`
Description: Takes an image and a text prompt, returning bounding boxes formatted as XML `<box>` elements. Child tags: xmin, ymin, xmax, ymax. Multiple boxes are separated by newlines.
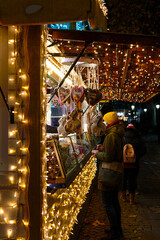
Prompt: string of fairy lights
<box><xmin>0</xmin><ymin>25</ymin><xmax>30</xmax><ymax>239</ymax></box>
<box><xmin>47</xmin><ymin>156</ymin><xmax>97</xmax><ymax>240</ymax></box>
<box><xmin>1</xmin><ymin>25</ymin><xmax>98</xmax><ymax>240</ymax></box>
<box><xmin>40</xmin><ymin>25</ymin><xmax>49</xmax><ymax>240</ymax></box>
<box><xmin>50</xmin><ymin>38</ymin><xmax>160</xmax><ymax>102</ymax></box>
<box><xmin>5</xmin><ymin>23</ymin><xmax>160</xmax><ymax>240</ymax></box>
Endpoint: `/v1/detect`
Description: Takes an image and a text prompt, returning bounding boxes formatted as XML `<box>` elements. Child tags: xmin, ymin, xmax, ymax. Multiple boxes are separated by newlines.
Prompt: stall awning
<box><xmin>48</xmin><ymin>29</ymin><xmax>160</xmax><ymax>102</ymax></box>
<box><xmin>0</xmin><ymin>0</ymin><xmax>107</xmax><ymax>31</ymax></box>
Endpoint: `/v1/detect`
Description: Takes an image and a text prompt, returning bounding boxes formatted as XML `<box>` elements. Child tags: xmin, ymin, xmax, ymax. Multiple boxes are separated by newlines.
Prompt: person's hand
<box><xmin>72</xmin><ymin>152</ymin><xmax>78</xmax><ymax>158</ymax></box>
<box><xmin>97</xmin><ymin>144</ymin><xmax>103</xmax><ymax>151</ymax></box>
<box><xmin>91</xmin><ymin>149</ymin><xmax>98</xmax><ymax>157</ymax></box>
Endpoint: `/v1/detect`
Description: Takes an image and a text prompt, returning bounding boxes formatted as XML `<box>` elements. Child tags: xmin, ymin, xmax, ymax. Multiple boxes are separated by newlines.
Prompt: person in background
<box><xmin>121</xmin><ymin>123</ymin><xmax>146</xmax><ymax>204</ymax></box>
<box><xmin>92</xmin><ymin>112</ymin><xmax>125</xmax><ymax>240</ymax></box>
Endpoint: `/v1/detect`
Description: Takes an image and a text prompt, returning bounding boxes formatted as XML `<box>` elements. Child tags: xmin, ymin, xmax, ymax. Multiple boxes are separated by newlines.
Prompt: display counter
<box><xmin>46</xmin><ymin>132</ymin><xmax>100</xmax><ymax>191</ymax></box>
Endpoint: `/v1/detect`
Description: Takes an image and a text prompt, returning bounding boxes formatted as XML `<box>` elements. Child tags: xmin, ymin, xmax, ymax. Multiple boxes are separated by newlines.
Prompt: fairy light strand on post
<box><xmin>6</xmin><ymin>25</ymin><xmax>30</xmax><ymax>240</ymax></box>
<box><xmin>41</xmin><ymin>25</ymin><xmax>49</xmax><ymax>240</ymax></box>
<box><xmin>47</xmin><ymin>156</ymin><xmax>97</xmax><ymax>240</ymax></box>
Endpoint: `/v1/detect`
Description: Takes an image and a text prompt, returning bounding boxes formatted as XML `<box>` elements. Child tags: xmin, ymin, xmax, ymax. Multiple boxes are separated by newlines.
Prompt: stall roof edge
<box><xmin>48</xmin><ymin>29</ymin><xmax>160</xmax><ymax>48</ymax></box>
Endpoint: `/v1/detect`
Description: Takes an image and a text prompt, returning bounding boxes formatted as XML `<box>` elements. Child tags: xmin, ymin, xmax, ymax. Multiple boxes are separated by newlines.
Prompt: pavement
<box><xmin>70</xmin><ymin>135</ymin><xmax>160</xmax><ymax>240</ymax></box>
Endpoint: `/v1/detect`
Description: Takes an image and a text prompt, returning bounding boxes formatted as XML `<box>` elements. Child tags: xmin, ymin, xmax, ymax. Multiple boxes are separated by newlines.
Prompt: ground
<box><xmin>70</xmin><ymin>136</ymin><xmax>160</xmax><ymax>240</ymax></box>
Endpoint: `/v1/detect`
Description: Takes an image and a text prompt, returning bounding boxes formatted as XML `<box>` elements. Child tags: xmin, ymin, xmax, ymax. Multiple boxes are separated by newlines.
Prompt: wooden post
<box><xmin>27</xmin><ymin>25</ymin><xmax>43</xmax><ymax>240</ymax></box>
<box><xmin>0</xmin><ymin>26</ymin><xmax>8</xmax><ymax>171</ymax></box>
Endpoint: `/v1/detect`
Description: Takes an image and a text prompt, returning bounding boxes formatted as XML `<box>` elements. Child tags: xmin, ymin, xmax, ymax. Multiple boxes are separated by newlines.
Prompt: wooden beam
<box><xmin>118</xmin><ymin>48</ymin><xmax>132</xmax><ymax>99</ymax></box>
<box><xmin>49</xmin><ymin>29</ymin><xmax>160</xmax><ymax>48</ymax></box>
<box><xmin>28</xmin><ymin>25</ymin><xmax>43</xmax><ymax>240</ymax></box>
<box><xmin>101</xmin><ymin>84</ymin><xmax>160</xmax><ymax>93</ymax></box>
<box><xmin>0</xmin><ymin>26</ymin><xmax>8</xmax><ymax>170</ymax></box>
<box><xmin>48</xmin><ymin>52</ymin><xmax>105</xmax><ymax>58</ymax></box>
<box><xmin>144</xmin><ymin>93</ymin><xmax>158</xmax><ymax>102</ymax></box>
<box><xmin>120</xmin><ymin>49</ymin><xmax>133</xmax><ymax>88</ymax></box>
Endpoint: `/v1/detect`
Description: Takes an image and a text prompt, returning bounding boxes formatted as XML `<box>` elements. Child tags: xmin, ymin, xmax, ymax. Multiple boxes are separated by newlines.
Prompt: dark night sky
<box><xmin>106</xmin><ymin>0</ymin><xmax>160</xmax><ymax>36</ymax></box>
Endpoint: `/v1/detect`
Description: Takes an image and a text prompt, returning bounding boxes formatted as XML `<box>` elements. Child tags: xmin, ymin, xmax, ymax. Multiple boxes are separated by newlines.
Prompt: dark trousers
<box><xmin>122</xmin><ymin>168</ymin><xmax>137</xmax><ymax>194</ymax></box>
<box><xmin>101</xmin><ymin>191</ymin><xmax>122</xmax><ymax>233</ymax></box>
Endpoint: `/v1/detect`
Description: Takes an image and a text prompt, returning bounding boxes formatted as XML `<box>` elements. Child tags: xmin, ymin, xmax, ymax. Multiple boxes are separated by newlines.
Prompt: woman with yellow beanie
<box><xmin>92</xmin><ymin>111</ymin><xmax>125</xmax><ymax>240</ymax></box>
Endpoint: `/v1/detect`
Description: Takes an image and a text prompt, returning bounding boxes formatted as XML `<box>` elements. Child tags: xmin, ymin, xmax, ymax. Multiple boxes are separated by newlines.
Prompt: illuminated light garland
<box><xmin>7</xmin><ymin>229</ymin><xmax>12</xmax><ymax>238</ymax></box>
<box><xmin>41</xmin><ymin>25</ymin><xmax>49</xmax><ymax>239</ymax></box>
<box><xmin>47</xmin><ymin>156</ymin><xmax>97</xmax><ymax>240</ymax></box>
<box><xmin>5</xmin><ymin>25</ymin><xmax>30</xmax><ymax>240</ymax></box>
<box><xmin>56</xmin><ymin>40</ymin><xmax>160</xmax><ymax>102</ymax></box>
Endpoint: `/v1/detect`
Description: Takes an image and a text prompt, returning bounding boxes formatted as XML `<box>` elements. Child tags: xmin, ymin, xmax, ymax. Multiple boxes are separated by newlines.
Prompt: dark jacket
<box><xmin>95</xmin><ymin>120</ymin><xmax>125</xmax><ymax>191</ymax></box>
<box><xmin>123</xmin><ymin>127</ymin><xmax>146</xmax><ymax>168</ymax></box>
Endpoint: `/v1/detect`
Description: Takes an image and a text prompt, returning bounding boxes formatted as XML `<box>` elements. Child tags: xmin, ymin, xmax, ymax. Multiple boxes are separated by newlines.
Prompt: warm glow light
<box><xmin>14</xmin><ymin>192</ymin><xmax>17</xmax><ymax>198</ymax></box>
<box><xmin>46</xmin><ymin>59</ymin><xmax>72</xmax><ymax>85</ymax></box>
<box><xmin>47</xmin><ymin>156</ymin><xmax>96</xmax><ymax>239</ymax></box>
<box><xmin>18</xmin><ymin>159</ymin><xmax>22</xmax><ymax>164</ymax></box>
<box><xmin>22</xmin><ymin>119</ymin><xmax>28</xmax><ymax>124</ymax></box>
<box><xmin>10</xmin><ymin>165</ymin><xmax>17</xmax><ymax>170</ymax></box>
<box><xmin>10</xmin><ymin>203</ymin><xmax>17</xmax><ymax>208</ymax></box>
<box><xmin>9</xmin><ymin>130</ymin><xmax>17</xmax><ymax>137</ymax></box>
<box><xmin>8</xmin><ymin>220</ymin><xmax>16</xmax><ymax>224</ymax></box>
<box><xmin>18</xmin><ymin>167</ymin><xmax>28</xmax><ymax>173</ymax></box>
<box><xmin>19</xmin><ymin>184</ymin><xmax>26</xmax><ymax>189</ymax></box>
<box><xmin>18</xmin><ymin>114</ymin><xmax>24</xmax><ymax>120</ymax></box>
<box><xmin>23</xmin><ymin>220</ymin><xmax>29</xmax><ymax>226</ymax></box>
<box><xmin>15</xmin><ymin>102</ymin><xmax>20</xmax><ymax>105</ymax></box>
<box><xmin>7</xmin><ymin>229</ymin><xmax>12</xmax><ymax>238</ymax></box>
<box><xmin>19</xmin><ymin>91</ymin><xmax>28</xmax><ymax>96</ymax></box>
<box><xmin>9</xmin><ymin>77</ymin><xmax>14</xmax><ymax>81</ymax></box>
<box><xmin>20</xmin><ymin>147</ymin><xmax>28</xmax><ymax>152</ymax></box>
<box><xmin>20</xmin><ymin>74</ymin><xmax>27</xmax><ymax>80</ymax></box>
<box><xmin>8</xmin><ymin>39</ymin><xmax>14</xmax><ymax>44</ymax></box>
<box><xmin>0</xmin><ymin>208</ymin><xmax>4</xmax><ymax>214</ymax></box>
<box><xmin>9</xmin><ymin>96</ymin><xmax>15</xmax><ymax>99</ymax></box>
<box><xmin>8</xmin><ymin>25</ymin><xmax>30</xmax><ymax>240</ymax></box>
<box><xmin>9</xmin><ymin>176</ymin><xmax>14</xmax><ymax>184</ymax></box>
<box><xmin>22</xmin><ymin>85</ymin><xmax>29</xmax><ymax>90</ymax></box>
<box><xmin>9</xmin><ymin>149</ymin><xmax>16</xmax><ymax>154</ymax></box>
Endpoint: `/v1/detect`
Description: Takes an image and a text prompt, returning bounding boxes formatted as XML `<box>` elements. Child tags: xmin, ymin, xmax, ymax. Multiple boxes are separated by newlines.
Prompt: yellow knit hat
<box><xmin>103</xmin><ymin>112</ymin><xmax>118</xmax><ymax>124</ymax></box>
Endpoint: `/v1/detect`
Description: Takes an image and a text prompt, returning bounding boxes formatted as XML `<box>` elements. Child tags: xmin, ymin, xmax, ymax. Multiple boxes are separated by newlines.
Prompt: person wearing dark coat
<box><xmin>121</xmin><ymin>123</ymin><xmax>146</xmax><ymax>204</ymax></box>
<box><xmin>92</xmin><ymin>112</ymin><xmax>125</xmax><ymax>240</ymax></box>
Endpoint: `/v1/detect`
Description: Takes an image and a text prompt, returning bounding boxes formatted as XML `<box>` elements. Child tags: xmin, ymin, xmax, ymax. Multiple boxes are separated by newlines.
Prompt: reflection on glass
<box><xmin>58</xmin><ymin>137</ymin><xmax>78</xmax><ymax>175</ymax></box>
<box><xmin>46</xmin><ymin>133</ymin><xmax>99</xmax><ymax>189</ymax></box>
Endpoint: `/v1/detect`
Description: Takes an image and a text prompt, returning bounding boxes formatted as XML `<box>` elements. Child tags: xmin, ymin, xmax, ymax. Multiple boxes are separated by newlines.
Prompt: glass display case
<box><xmin>46</xmin><ymin>132</ymin><xmax>100</xmax><ymax>191</ymax></box>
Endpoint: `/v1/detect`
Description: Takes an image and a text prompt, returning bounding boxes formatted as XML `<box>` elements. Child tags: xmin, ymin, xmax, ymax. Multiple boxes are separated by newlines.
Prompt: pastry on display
<box><xmin>85</xmin><ymin>88</ymin><xmax>102</xmax><ymax>106</ymax></box>
<box><xmin>91</xmin><ymin>114</ymin><xmax>106</xmax><ymax>136</ymax></box>
<box><xmin>71</xmin><ymin>85</ymin><xmax>85</xmax><ymax>103</ymax></box>
<box><xmin>57</xmin><ymin>115</ymin><xmax>67</xmax><ymax>136</ymax></box>
<box><xmin>46</xmin><ymin>141</ymin><xmax>61</xmax><ymax>181</ymax></box>
<box><xmin>56</xmin><ymin>87</ymin><xmax>71</xmax><ymax>105</ymax></box>
<box><xmin>65</xmin><ymin>109</ymin><xmax>81</xmax><ymax>134</ymax></box>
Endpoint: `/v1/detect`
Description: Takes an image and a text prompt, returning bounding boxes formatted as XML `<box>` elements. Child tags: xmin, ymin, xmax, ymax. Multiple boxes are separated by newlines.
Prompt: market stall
<box><xmin>1</xmin><ymin>23</ymin><xmax>160</xmax><ymax>240</ymax></box>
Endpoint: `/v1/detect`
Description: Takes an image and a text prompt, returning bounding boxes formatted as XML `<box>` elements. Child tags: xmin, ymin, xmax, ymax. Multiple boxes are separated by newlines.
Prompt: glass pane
<box><xmin>81</xmin><ymin>132</ymin><xmax>91</xmax><ymax>155</ymax></box>
<box><xmin>58</xmin><ymin>137</ymin><xmax>78</xmax><ymax>175</ymax></box>
<box><xmin>51</xmin><ymin>117</ymin><xmax>60</xmax><ymax>127</ymax></box>
<box><xmin>90</xmin><ymin>134</ymin><xmax>97</xmax><ymax>149</ymax></box>
<box><xmin>71</xmin><ymin>135</ymin><xmax>86</xmax><ymax>163</ymax></box>
<box><xmin>46</xmin><ymin>140</ymin><xmax>62</xmax><ymax>182</ymax></box>
<box><xmin>94</xmin><ymin>135</ymin><xmax>101</xmax><ymax>145</ymax></box>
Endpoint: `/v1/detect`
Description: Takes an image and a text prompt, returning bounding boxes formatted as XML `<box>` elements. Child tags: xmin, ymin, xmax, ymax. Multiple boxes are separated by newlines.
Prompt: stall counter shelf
<box><xmin>46</xmin><ymin>132</ymin><xmax>101</xmax><ymax>192</ymax></box>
